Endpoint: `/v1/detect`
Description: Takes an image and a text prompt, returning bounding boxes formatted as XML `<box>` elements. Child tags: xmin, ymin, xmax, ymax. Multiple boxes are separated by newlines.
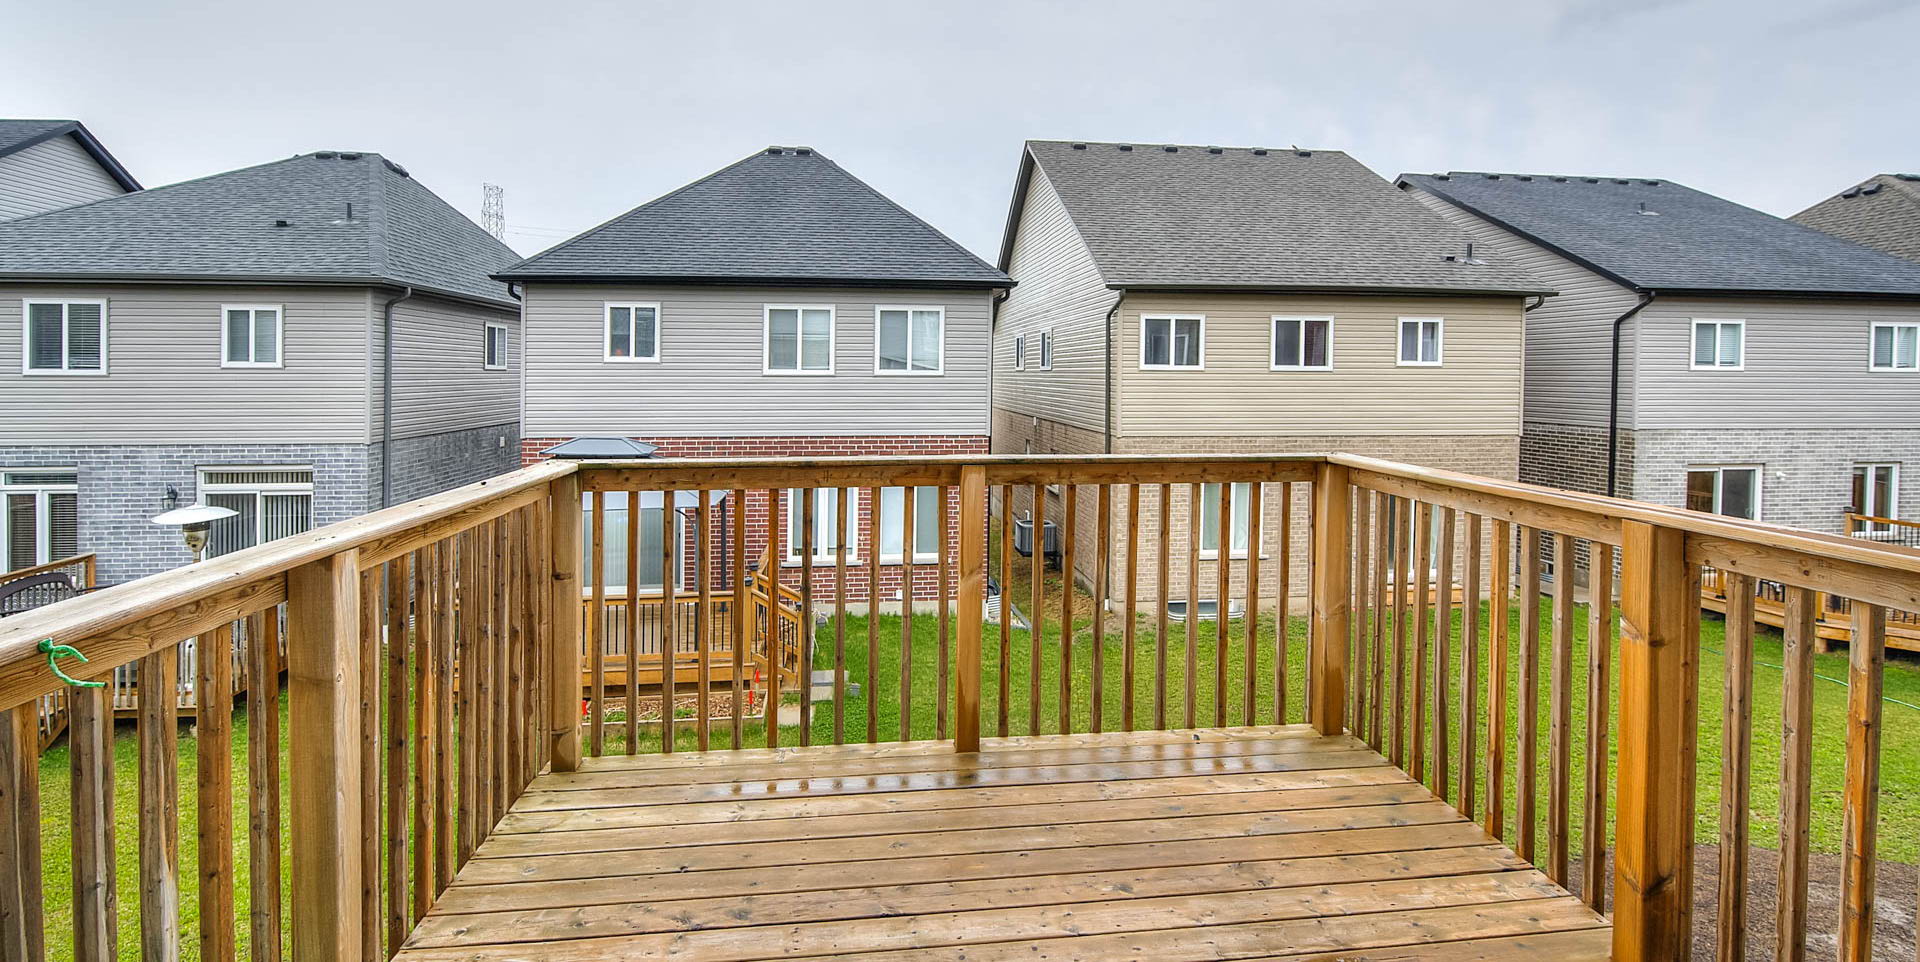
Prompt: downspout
<box><xmin>1605</xmin><ymin>291</ymin><xmax>1656</xmax><ymax>497</ymax></box>
<box><xmin>1104</xmin><ymin>291</ymin><xmax>1124</xmax><ymax>455</ymax></box>
<box><xmin>379</xmin><ymin>286</ymin><xmax>414</xmax><ymax>508</ymax></box>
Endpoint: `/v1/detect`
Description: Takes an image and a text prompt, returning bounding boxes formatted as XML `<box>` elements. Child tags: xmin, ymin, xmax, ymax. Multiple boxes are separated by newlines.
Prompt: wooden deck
<box><xmin>394</xmin><ymin>726</ymin><xmax>1608</xmax><ymax>961</ymax></box>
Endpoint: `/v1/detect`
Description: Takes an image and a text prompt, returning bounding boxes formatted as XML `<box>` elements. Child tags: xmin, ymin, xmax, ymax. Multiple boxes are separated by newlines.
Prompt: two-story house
<box><xmin>1400</xmin><ymin>170</ymin><xmax>1920</xmax><ymax>536</ymax></box>
<box><xmin>502</xmin><ymin>146</ymin><xmax>1010</xmax><ymax>603</ymax></box>
<box><xmin>993</xmin><ymin>141</ymin><xmax>1551</xmax><ymax>600</ymax></box>
<box><xmin>1793</xmin><ymin>174</ymin><xmax>1920</xmax><ymax>265</ymax></box>
<box><xmin>0</xmin><ymin>119</ymin><xmax>140</xmax><ymax>221</ymax></box>
<box><xmin>0</xmin><ymin>150</ymin><xmax>523</xmax><ymax>583</ymax></box>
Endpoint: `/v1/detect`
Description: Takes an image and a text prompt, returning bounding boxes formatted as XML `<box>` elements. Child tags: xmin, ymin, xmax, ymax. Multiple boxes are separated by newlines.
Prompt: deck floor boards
<box><xmin>396</xmin><ymin>725</ymin><xmax>1609</xmax><ymax>961</ymax></box>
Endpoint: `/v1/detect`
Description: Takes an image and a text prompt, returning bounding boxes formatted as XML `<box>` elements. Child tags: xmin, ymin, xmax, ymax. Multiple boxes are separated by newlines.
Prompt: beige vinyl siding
<box><xmin>1632</xmin><ymin>296</ymin><xmax>1920</xmax><ymax>429</ymax></box>
<box><xmin>0</xmin><ymin>134</ymin><xmax>130</xmax><ymax>220</ymax></box>
<box><xmin>375</xmin><ymin>294</ymin><xmax>519</xmax><ymax>439</ymax></box>
<box><xmin>1115</xmin><ymin>292</ymin><xmax>1524</xmax><ymax>438</ymax></box>
<box><xmin>1403</xmin><ymin>184</ymin><xmax>1641</xmax><ymax>428</ymax></box>
<box><xmin>521</xmin><ymin>284</ymin><xmax>991</xmax><ymax>437</ymax></box>
<box><xmin>992</xmin><ymin>167</ymin><xmax>1113</xmax><ymax>434</ymax></box>
<box><xmin>1</xmin><ymin>283</ymin><xmax>373</xmax><ymax>444</ymax></box>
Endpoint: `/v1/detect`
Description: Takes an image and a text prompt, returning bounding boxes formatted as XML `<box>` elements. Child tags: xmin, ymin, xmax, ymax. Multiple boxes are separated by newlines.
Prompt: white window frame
<box><xmin>1686</xmin><ymin>464</ymin><xmax>1762</xmax><ymax>519</ymax></box>
<box><xmin>1038</xmin><ymin>329</ymin><xmax>1054</xmax><ymax>371</ymax></box>
<box><xmin>1139</xmin><ymin>314</ymin><xmax>1205</xmax><ymax>370</ymax></box>
<box><xmin>874</xmin><ymin>305</ymin><xmax>945</xmax><ymax>376</ymax></box>
<box><xmin>1</xmin><ymin>469</ymin><xmax>79</xmax><ymax>569</ymax></box>
<box><xmin>219</xmin><ymin>304</ymin><xmax>284</xmax><ymax>369</ymax></box>
<box><xmin>1197</xmin><ymin>482</ymin><xmax>1261</xmax><ymax>560</ymax></box>
<box><xmin>578</xmin><ymin>492</ymin><xmax>693</xmax><ymax>595</ymax></box>
<box><xmin>877</xmin><ymin>485</ymin><xmax>940</xmax><ymax>565</ymax></box>
<box><xmin>1690</xmin><ymin>318</ymin><xmax>1746</xmax><ymax>371</ymax></box>
<box><xmin>1853</xmin><ymin>463</ymin><xmax>1901</xmax><ymax>523</ymax></box>
<box><xmin>1013</xmin><ymin>334</ymin><xmax>1026</xmax><ymax>371</ymax></box>
<box><xmin>21</xmin><ymin>298</ymin><xmax>109</xmax><ymax>376</ymax></box>
<box><xmin>763</xmin><ymin>304</ymin><xmax>835</xmax><ymax>375</ymax></box>
<box><xmin>1397</xmin><ymin>317</ymin><xmax>1444</xmax><ymax>367</ymax></box>
<box><xmin>1270</xmin><ymin>315</ymin><xmax>1334</xmax><ymax>371</ymax></box>
<box><xmin>782</xmin><ymin>488</ymin><xmax>860</xmax><ymax>565</ymax></box>
<box><xmin>484</xmin><ymin>322</ymin><xmax>509</xmax><ymax>371</ymax></box>
<box><xmin>198</xmin><ymin>465</ymin><xmax>316</xmax><ymax>557</ymax></box>
<box><xmin>1868</xmin><ymin>322</ymin><xmax>1919</xmax><ymax>372</ymax></box>
<box><xmin>603</xmin><ymin>302</ymin><xmax>661</xmax><ymax>363</ymax></box>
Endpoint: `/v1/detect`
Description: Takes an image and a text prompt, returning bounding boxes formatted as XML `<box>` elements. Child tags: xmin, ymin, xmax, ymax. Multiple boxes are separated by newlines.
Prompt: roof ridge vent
<box><xmin>1895</xmin><ymin>173</ymin><xmax>1920</xmax><ymax>181</ymax></box>
<box><xmin>1162</xmin><ymin>145</ymin><xmax>1178</xmax><ymax>152</ymax></box>
<box><xmin>314</xmin><ymin>151</ymin><xmax>338</xmax><ymax>160</ymax></box>
<box><xmin>382</xmin><ymin>158</ymin><xmax>409</xmax><ymax>178</ymax></box>
<box><xmin>1252</xmin><ymin>148</ymin><xmax>1268</xmax><ymax>156</ymax></box>
<box><xmin>1206</xmin><ymin>146</ymin><xmax>1222</xmax><ymax>154</ymax></box>
<box><xmin>339</xmin><ymin>152</ymin><xmax>362</xmax><ymax>161</ymax></box>
<box><xmin>1518</xmin><ymin>175</ymin><xmax>1533</xmax><ymax>182</ymax></box>
<box><xmin>1071</xmin><ymin>143</ymin><xmax>1087</xmax><ymax>150</ymax></box>
<box><xmin>1295</xmin><ymin>150</ymin><xmax>1311</xmax><ymax>157</ymax></box>
<box><xmin>765</xmin><ymin>147</ymin><xmax>783</xmax><ymax>155</ymax></box>
<box><xmin>1552</xmin><ymin>176</ymin><xmax>1567</xmax><ymax>183</ymax></box>
<box><xmin>794</xmin><ymin>147</ymin><xmax>812</xmax><ymax>156</ymax></box>
<box><xmin>1117</xmin><ymin>144</ymin><xmax>1133</xmax><ymax>151</ymax></box>
<box><xmin>1862</xmin><ymin>183</ymin><xmax>1883</xmax><ymax>195</ymax></box>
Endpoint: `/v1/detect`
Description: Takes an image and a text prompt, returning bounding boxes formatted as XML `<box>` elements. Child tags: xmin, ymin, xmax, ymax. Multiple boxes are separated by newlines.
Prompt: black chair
<box><xmin>0</xmin><ymin>571</ymin><xmax>84</xmax><ymax>616</ymax></box>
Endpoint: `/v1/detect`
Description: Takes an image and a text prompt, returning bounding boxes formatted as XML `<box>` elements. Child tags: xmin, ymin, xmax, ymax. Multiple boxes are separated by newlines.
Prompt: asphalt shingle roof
<box><xmin>1791</xmin><ymin>174</ymin><xmax>1920</xmax><ymax>266</ymax></box>
<box><xmin>0</xmin><ymin>119</ymin><xmax>77</xmax><ymax>154</ymax></box>
<box><xmin>0</xmin><ymin>150</ymin><xmax>518</xmax><ymax>306</ymax></box>
<box><xmin>1009</xmin><ymin>141</ymin><xmax>1549</xmax><ymax>297</ymax></box>
<box><xmin>0</xmin><ymin>119</ymin><xmax>141</xmax><ymax>192</ymax></box>
<box><xmin>499</xmin><ymin>147</ymin><xmax>1008</xmax><ymax>287</ymax></box>
<box><xmin>1401</xmin><ymin>171</ymin><xmax>1920</xmax><ymax>297</ymax></box>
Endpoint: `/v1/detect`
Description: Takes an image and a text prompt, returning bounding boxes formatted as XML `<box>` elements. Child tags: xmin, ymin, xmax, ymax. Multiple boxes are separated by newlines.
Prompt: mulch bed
<box><xmin>593</xmin><ymin>692</ymin><xmax>760</xmax><ymax>723</ymax></box>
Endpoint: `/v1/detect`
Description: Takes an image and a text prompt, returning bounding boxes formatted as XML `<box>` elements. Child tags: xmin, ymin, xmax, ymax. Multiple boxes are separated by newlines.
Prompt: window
<box><xmin>1038</xmin><ymin>329</ymin><xmax>1054</xmax><ymax>370</ymax></box>
<box><xmin>876</xmin><ymin>307</ymin><xmax>943</xmax><ymax>374</ymax></box>
<box><xmin>1685</xmin><ymin>466</ymin><xmax>1760</xmax><ymax>520</ymax></box>
<box><xmin>1271</xmin><ymin>316</ymin><xmax>1333</xmax><ymax>370</ymax></box>
<box><xmin>200</xmin><ymin>467</ymin><xmax>314</xmax><ymax>559</ymax></box>
<box><xmin>23</xmin><ymin>299</ymin><xmax>106</xmax><ymax>374</ymax></box>
<box><xmin>2</xmin><ymin>470</ymin><xmax>78</xmax><ymax>571</ymax></box>
<box><xmin>1198</xmin><ymin>482</ymin><xmax>1256</xmax><ymax>559</ymax></box>
<box><xmin>879</xmin><ymin>486</ymin><xmax>940</xmax><ymax>563</ymax></box>
<box><xmin>221</xmin><ymin>305</ymin><xmax>282</xmax><ymax>368</ymax></box>
<box><xmin>1870</xmin><ymin>323</ymin><xmax>1918</xmax><ymax>371</ymax></box>
<box><xmin>604</xmin><ymin>303</ymin><xmax>660</xmax><ymax>362</ymax></box>
<box><xmin>1141</xmin><ymin>315</ymin><xmax>1203</xmax><ymax>369</ymax></box>
<box><xmin>580</xmin><ymin>492</ymin><xmax>676</xmax><ymax>593</ymax></box>
<box><xmin>1691</xmin><ymin>319</ymin><xmax>1745</xmax><ymax>370</ymax></box>
<box><xmin>484</xmin><ymin>322</ymin><xmax>509</xmax><ymax>371</ymax></box>
<box><xmin>1013</xmin><ymin>334</ymin><xmax>1026</xmax><ymax>371</ymax></box>
<box><xmin>1852</xmin><ymin>464</ymin><xmax>1900</xmax><ymax>533</ymax></box>
<box><xmin>765</xmin><ymin>305</ymin><xmax>833</xmax><ymax>373</ymax></box>
<box><xmin>1397</xmin><ymin>317</ymin><xmax>1443</xmax><ymax>366</ymax></box>
<box><xmin>785</xmin><ymin>488</ymin><xmax>854</xmax><ymax>563</ymax></box>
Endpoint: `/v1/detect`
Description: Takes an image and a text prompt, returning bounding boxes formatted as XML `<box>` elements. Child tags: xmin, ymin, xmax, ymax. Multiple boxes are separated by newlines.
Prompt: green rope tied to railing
<box><xmin>37</xmin><ymin>638</ymin><xmax>106</xmax><ymax>689</ymax></box>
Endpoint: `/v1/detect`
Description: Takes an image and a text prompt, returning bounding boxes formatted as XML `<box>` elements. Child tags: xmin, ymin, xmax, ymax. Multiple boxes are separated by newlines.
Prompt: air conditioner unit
<box><xmin>1013</xmin><ymin>518</ymin><xmax>1061</xmax><ymax>560</ymax></box>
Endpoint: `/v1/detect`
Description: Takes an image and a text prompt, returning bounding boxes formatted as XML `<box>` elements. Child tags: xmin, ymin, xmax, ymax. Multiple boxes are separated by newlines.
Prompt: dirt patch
<box><xmin>1572</xmin><ymin>844</ymin><xmax>1918</xmax><ymax>960</ymax></box>
<box><xmin>593</xmin><ymin>692</ymin><xmax>757</xmax><ymax>723</ymax></box>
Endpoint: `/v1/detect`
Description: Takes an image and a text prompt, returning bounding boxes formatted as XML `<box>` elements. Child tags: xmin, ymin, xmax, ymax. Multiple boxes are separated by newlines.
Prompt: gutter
<box><xmin>379</xmin><ymin>286</ymin><xmax>415</xmax><ymax>508</ymax></box>
<box><xmin>1104</xmin><ymin>291</ymin><xmax>1124</xmax><ymax>454</ymax></box>
<box><xmin>1606</xmin><ymin>291</ymin><xmax>1656</xmax><ymax>497</ymax></box>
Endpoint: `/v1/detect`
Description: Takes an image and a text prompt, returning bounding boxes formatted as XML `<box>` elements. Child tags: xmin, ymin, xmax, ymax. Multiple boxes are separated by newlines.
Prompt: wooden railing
<box><xmin>1</xmin><ymin>452</ymin><xmax>1915</xmax><ymax>960</ymax></box>
<box><xmin>1848</xmin><ymin>511</ymin><xmax>1920</xmax><ymax>548</ymax></box>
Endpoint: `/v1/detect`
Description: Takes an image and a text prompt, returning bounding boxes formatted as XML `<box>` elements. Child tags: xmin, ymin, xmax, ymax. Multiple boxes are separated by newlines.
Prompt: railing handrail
<box><xmin>1848</xmin><ymin>511</ymin><xmax>1920</xmax><ymax>530</ymax></box>
<box><xmin>0</xmin><ymin>459</ymin><xmax>575</xmax><ymax>713</ymax></box>
<box><xmin>0</xmin><ymin>552</ymin><xmax>97</xmax><ymax>587</ymax></box>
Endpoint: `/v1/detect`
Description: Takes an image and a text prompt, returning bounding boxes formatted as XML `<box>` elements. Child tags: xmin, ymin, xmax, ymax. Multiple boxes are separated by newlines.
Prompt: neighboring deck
<box><xmin>394</xmin><ymin>726</ymin><xmax>1608</xmax><ymax>961</ymax></box>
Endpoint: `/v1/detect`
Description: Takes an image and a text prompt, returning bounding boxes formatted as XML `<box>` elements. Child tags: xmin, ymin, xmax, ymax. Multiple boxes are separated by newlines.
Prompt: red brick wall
<box><xmin>527</xmin><ymin>435</ymin><xmax>988</xmax><ymax>604</ymax></box>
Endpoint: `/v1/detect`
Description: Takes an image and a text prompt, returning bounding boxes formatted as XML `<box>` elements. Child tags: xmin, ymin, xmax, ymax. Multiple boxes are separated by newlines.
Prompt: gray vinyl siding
<box><xmin>1404</xmin><ymin>184</ymin><xmax>1641</xmax><ymax>428</ymax></box>
<box><xmin>1631</xmin><ymin>296</ymin><xmax>1920</xmax><ymax>429</ymax></box>
<box><xmin>1114</xmin><ymin>292</ymin><xmax>1525</xmax><ymax>438</ymax></box>
<box><xmin>376</xmin><ymin>294</ymin><xmax>519</xmax><ymax>440</ymax></box>
<box><xmin>520</xmin><ymin>284</ymin><xmax>992</xmax><ymax>437</ymax></box>
<box><xmin>992</xmin><ymin>168</ymin><xmax>1113</xmax><ymax>435</ymax></box>
<box><xmin>0</xmin><ymin>283</ymin><xmax>373</xmax><ymax>444</ymax></box>
<box><xmin>0</xmin><ymin>134</ymin><xmax>129</xmax><ymax>221</ymax></box>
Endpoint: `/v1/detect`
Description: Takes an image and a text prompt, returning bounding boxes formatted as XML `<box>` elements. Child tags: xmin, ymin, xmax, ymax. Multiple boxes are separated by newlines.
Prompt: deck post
<box><xmin>955</xmin><ymin>465</ymin><xmax>986</xmax><ymax>753</ymax></box>
<box><xmin>547</xmin><ymin>473</ymin><xmax>583</xmax><ymax>773</ymax></box>
<box><xmin>1613</xmin><ymin>519</ymin><xmax>1695</xmax><ymax>960</ymax></box>
<box><xmin>286</xmin><ymin>549</ymin><xmax>364</xmax><ymax>962</ymax></box>
<box><xmin>1308</xmin><ymin>461</ymin><xmax>1351</xmax><ymax>736</ymax></box>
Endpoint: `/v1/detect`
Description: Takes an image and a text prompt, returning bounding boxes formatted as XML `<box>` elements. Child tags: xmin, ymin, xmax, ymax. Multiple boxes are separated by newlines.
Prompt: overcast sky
<box><xmin>6</xmin><ymin>0</ymin><xmax>1914</xmax><ymax>259</ymax></box>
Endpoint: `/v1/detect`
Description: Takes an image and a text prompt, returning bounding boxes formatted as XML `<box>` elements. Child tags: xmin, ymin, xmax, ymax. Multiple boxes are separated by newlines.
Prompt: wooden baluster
<box><xmin>1585</xmin><ymin>542</ymin><xmax>1616</xmax><ymax>914</ymax></box>
<box><xmin>1613</xmin><ymin>521</ymin><xmax>1695</xmax><ymax>961</ymax></box>
<box><xmin>287</xmin><ymin>550</ymin><xmax>363</xmax><ymax>962</ymax></box>
<box><xmin>1717</xmin><ymin>571</ymin><xmax>1754</xmax><ymax>958</ymax></box>
<box><xmin>956</xmin><ymin>465</ymin><xmax>986</xmax><ymax>753</ymax></box>
<box><xmin>999</xmin><ymin>484</ymin><xmax>1014</xmax><ymax>738</ymax></box>
<box><xmin>1123</xmin><ymin>484</ymin><xmax>1139</xmax><ymax>733</ymax></box>
<box><xmin>2</xmin><ymin>700</ymin><xmax>45</xmax><ymax>962</ymax></box>
<box><xmin>937</xmin><ymin>485</ymin><xmax>952</xmax><ymax>742</ymax></box>
<box><xmin>625</xmin><ymin>490</ymin><xmax>639</xmax><ymax>754</ymax></box>
<box><xmin>434</xmin><ymin>543</ymin><xmax>456</xmax><ymax>892</ymax></box>
<box><xmin>244</xmin><ymin>609</ymin><xmax>281</xmax><ymax>961</ymax></box>
<box><xmin>385</xmin><ymin>558</ymin><xmax>409</xmax><ymax>951</ymax></box>
<box><xmin>197</xmin><ymin>623</ymin><xmax>237</xmax><ymax>962</ymax></box>
<box><xmin>833</xmin><ymin>486</ymin><xmax>848</xmax><ymax>746</ymax></box>
<box><xmin>1460</xmin><ymin>514</ymin><xmax>1483</xmax><ymax>820</ymax></box>
<box><xmin>663</xmin><ymin>489</ymin><xmax>679</xmax><ymax>753</ymax></box>
<box><xmin>1487</xmin><ymin>519</ymin><xmax>1512</xmax><ymax>842</ymax></box>
<box><xmin>899</xmin><ymin>486</ymin><xmax>914</xmax><ymax>741</ymax></box>
<box><xmin>1185</xmin><ymin>482</ymin><xmax>1200</xmax><ymax>730</ymax></box>
<box><xmin>1156</xmin><ymin>483</ymin><xmax>1170</xmax><ymax>731</ymax></box>
<box><xmin>731</xmin><ymin>488</ymin><xmax>749</xmax><ymax>751</ymax></box>
<box><xmin>1370</xmin><ymin>491</ymin><xmax>1389</xmax><ymax>750</ymax></box>
<box><xmin>1434</xmin><ymin>508</ymin><xmax>1455</xmax><ymax>801</ymax></box>
<box><xmin>139</xmin><ymin>644</ymin><xmax>181</xmax><ymax>962</ymax></box>
<box><xmin>1350</xmin><ymin>490</ymin><xmax>1370</xmax><ymax>740</ymax></box>
<box><xmin>866</xmin><ymin>486</ymin><xmax>881</xmax><ymax>745</ymax></box>
<box><xmin>1307</xmin><ymin>463</ymin><xmax>1351</xmax><ymax>736</ymax></box>
<box><xmin>1549</xmin><ymin>532</ymin><xmax>1575</xmax><ymax>887</ymax></box>
<box><xmin>548</xmin><ymin>473</ymin><xmax>584</xmax><ymax>774</ymax></box>
<box><xmin>1274</xmin><ymin>482</ymin><xmax>1291</xmax><ymax>725</ymax></box>
<box><xmin>455</xmin><ymin>536</ymin><xmax>477</xmax><ymax>865</ymax></box>
<box><xmin>359</xmin><ymin>568</ymin><xmax>383</xmax><ymax>959</ymax></box>
<box><xmin>1215</xmin><ymin>482</ymin><xmax>1231</xmax><ymax>728</ymax></box>
<box><xmin>1411</xmin><ymin>502</ymin><xmax>1431</xmax><ymax>784</ymax></box>
<box><xmin>1092</xmin><ymin>484</ymin><xmax>1110</xmax><ymax>733</ymax></box>
<box><xmin>1242</xmin><ymin>483</ymin><xmax>1262</xmax><ymax>726</ymax></box>
<box><xmin>1061</xmin><ymin>482</ymin><xmax>1077</xmax><ymax>734</ymax></box>
<box><xmin>801</xmin><ymin>487</ymin><xmax>816</xmax><ymax>746</ymax></box>
<box><xmin>766</xmin><ymin>488</ymin><xmax>782</xmax><ymax>749</ymax></box>
<box><xmin>1839</xmin><ymin>602</ymin><xmax>1887</xmax><ymax>962</ymax></box>
<box><xmin>588</xmin><ymin>493</ymin><xmax>606</xmax><ymax>757</ymax></box>
<box><xmin>1778</xmin><ymin>586</ymin><xmax>1817</xmax><ymax>962</ymax></box>
<box><xmin>699</xmin><ymin>491</ymin><xmax>715</xmax><ymax>751</ymax></box>
<box><xmin>1518</xmin><ymin>526</ymin><xmax>1542</xmax><ymax>863</ymax></box>
<box><xmin>71</xmin><ymin>684</ymin><xmax>117</xmax><ymax>962</ymax></box>
<box><xmin>1391</xmin><ymin>497</ymin><xmax>1410</xmax><ymax>766</ymax></box>
<box><xmin>1031</xmin><ymin>484</ymin><xmax>1045</xmax><ymax>736</ymax></box>
<box><xmin>491</xmin><ymin>520</ymin><xmax>509</xmax><ymax>817</ymax></box>
<box><xmin>411</xmin><ymin>551</ymin><xmax>435</xmax><ymax>920</ymax></box>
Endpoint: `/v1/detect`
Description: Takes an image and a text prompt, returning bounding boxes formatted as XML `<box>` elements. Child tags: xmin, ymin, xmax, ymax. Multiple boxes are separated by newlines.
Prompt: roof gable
<box><xmin>1791</xmin><ymin>174</ymin><xmax>1920</xmax><ymax>266</ymax></box>
<box><xmin>0</xmin><ymin>150</ymin><xmax>518</xmax><ymax>306</ymax></box>
<box><xmin>0</xmin><ymin>119</ymin><xmax>141</xmax><ymax>191</ymax></box>
<box><xmin>1402</xmin><ymin>171</ymin><xmax>1920</xmax><ymax>297</ymax></box>
<box><xmin>498</xmin><ymin>147</ymin><xmax>1008</xmax><ymax>287</ymax></box>
<box><xmin>1006</xmin><ymin>141</ymin><xmax>1549</xmax><ymax>297</ymax></box>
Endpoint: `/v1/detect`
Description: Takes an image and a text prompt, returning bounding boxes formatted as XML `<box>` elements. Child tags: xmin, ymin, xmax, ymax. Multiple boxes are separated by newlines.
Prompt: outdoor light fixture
<box><xmin>160</xmin><ymin>485</ymin><xmax>181</xmax><ymax>512</ymax></box>
<box><xmin>151</xmin><ymin>503</ymin><xmax>239</xmax><ymax>562</ymax></box>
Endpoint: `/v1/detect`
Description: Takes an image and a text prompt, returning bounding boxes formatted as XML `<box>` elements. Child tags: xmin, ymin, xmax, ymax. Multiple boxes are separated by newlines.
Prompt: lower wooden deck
<box><xmin>396</xmin><ymin>726</ymin><xmax>1609</xmax><ymax>961</ymax></box>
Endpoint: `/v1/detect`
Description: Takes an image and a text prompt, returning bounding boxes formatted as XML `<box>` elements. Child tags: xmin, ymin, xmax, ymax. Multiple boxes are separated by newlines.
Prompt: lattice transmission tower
<box><xmin>481</xmin><ymin>183</ymin><xmax>505</xmax><ymax>240</ymax></box>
